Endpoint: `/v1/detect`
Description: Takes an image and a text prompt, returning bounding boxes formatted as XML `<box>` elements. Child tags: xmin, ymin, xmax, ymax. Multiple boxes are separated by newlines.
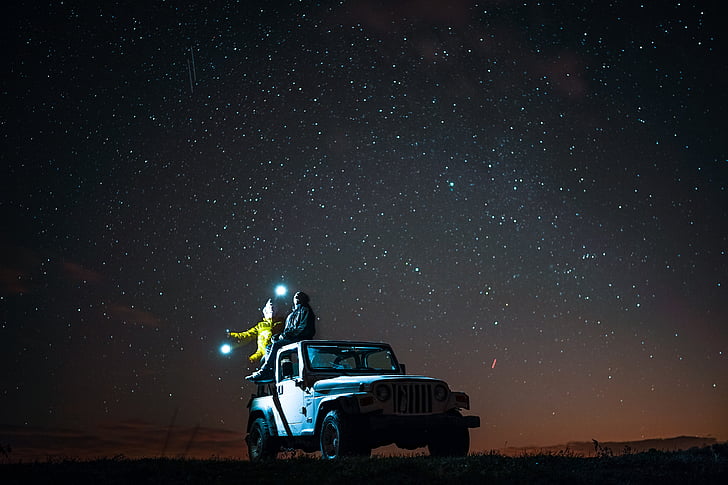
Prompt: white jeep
<box><xmin>245</xmin><ymin>340</ymin><xmax>480</xmax><ymax>460</ymax></box>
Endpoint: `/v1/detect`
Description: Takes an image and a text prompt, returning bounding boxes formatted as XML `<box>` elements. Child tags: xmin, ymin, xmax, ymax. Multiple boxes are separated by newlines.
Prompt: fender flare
<box><xmin>314</xmin><ymin>394</ymin><xmax>362</xmax><ymax>434</ymax></box>
<box><xmin>248</xmin><ymin>407</ymin><xmax>279</xmax><ymax>436</ymax></box>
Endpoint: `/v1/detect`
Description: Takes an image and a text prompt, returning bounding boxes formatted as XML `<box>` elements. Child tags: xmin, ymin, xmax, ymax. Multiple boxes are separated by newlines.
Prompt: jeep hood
<box><xmin>312</xmin><ymin>374</ymin><xmax>445</xmax><ymax>393</ymax></box>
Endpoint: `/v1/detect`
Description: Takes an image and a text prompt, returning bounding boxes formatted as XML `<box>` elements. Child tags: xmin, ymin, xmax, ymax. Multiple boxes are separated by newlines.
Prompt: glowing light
<box><xmin>275</xmin><ymin>285</ymin><xmax>287</xmax><ymax>296</ymax></box>
<box><xmin>491</xmin><ymin>358</ymin><xmax>497</xmax><ymax>369</ymax></box>
<box><xmin>220</xmin><ymin>343</ymin><xmax>232</xmax><ymax>355</ymax></box>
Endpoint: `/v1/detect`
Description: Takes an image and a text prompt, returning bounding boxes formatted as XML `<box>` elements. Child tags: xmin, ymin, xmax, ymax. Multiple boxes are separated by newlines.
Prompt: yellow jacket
<box><xmin>229</xmin><ymin>318</ymin><xmax>283</xmax><ymax>362</ymax></box>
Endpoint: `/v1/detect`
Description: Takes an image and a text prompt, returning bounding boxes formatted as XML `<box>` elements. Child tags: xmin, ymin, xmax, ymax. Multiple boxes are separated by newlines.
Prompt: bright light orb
<box><xmin>275</xmin><ymin>285</ymin><xmax>287</xmax><ymax>296</ymax></box>
<box><xmin>220</xmin><ymin>343</ymin><xmax>232</xmax><ymax>355</ymax></box>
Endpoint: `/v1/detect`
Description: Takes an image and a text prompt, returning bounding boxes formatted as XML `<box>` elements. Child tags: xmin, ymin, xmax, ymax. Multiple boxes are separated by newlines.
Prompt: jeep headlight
<box><xmin>374</xmin><ymin>383</ymin><xmax>391</xmax><ymax>401</ymax></box>
<box><xmin>434</xmin><ymin>384</ymin><xmax>448</xmax><ymax>401</ymax></box>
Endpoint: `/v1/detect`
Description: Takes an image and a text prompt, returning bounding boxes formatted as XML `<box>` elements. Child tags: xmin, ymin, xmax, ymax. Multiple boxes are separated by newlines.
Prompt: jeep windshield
<box><xmin>304</xmin><ymin>343</ymin><xmax>400</xmax><ymax>373</ymax></box>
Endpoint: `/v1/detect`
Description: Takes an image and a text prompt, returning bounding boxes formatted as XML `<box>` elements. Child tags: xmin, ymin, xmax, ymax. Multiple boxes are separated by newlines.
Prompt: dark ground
<box><xmin>3</xmin><ymin>446</ymin><xmax>728</xmax><ymax>484</ymax></box>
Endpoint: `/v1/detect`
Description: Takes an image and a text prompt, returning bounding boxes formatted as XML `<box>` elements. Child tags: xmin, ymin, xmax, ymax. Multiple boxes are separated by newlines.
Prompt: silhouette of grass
<box><xmin>2</xmin><ymin>445</ymin><xmax>727</xmax><ymax>484</ymax></box>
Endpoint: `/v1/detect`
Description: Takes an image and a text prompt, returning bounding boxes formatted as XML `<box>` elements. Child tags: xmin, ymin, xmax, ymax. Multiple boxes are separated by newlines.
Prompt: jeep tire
<box><xmin>247</xmin><ymin>417</ymin><xmax>279</xmax><ymax>461</ymax></box>
<box><xmin>427</xmin><ymin>412</ymin><xmax>470</xmax><ymax>457</ymax></box>
<box><xmin>319</xmin><ymin>409</ymin><xmax>371</xmax><ymax>459</ymax></box>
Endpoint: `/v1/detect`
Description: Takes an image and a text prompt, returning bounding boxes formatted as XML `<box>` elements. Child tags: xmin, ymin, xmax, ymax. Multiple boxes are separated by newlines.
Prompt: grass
<box><xmin>2</xmin><ymin>445</ymin><xmax>727</xmax><ymax>484</ymax></box>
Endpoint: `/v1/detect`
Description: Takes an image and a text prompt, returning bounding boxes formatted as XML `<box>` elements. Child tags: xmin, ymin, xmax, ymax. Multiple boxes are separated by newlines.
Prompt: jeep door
<box><xmin>276</xmin><ymin>348</ymin><xmax>306</xmax><ymax>435</ymax></box>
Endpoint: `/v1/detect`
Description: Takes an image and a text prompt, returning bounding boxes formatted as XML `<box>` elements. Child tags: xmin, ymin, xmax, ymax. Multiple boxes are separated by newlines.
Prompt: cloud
<box><xmin>0</xmin><ymin>245</ymin><xmax>40</xmax><ymax>295</ymax></box>
<box><xmin>0</xmin><ymin>267</ymin><xmax>30</xmax><ymax>295</ymax></box>
<box><xmin>529</xmin><ymin>51</ymin><xmax>588</xmax><ymax>98</ymax></box>
<box><xmin>0</xmin><ymin>245</ymin><xmax>104</xmax><ymax>295</ymax></box>
<box><xmin>496</xmin><ymin>436</ymin><xmax>720</xmax><ymax>457</ymax></box>
<box><xmin>62</xmin><ymin>262</ymin><xmax>104</xmax><ymax>284</ymax></box>
<box><xmin>342</xmin><ymin>0</ymin><xmax>475</xmax><ymax>32</ymax></box>
<box><xmin>0</xmin><ymin>421</ymin><xmax>246</xmax><ymax>462</ymax></box>
<box><xmin>108</xmin><ymin>304</ymin><xmax>163</xmax><ymax>328</ymax></box>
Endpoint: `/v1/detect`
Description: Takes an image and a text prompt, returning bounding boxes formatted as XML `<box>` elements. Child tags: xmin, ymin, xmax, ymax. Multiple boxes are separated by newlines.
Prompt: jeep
<box><xmin>245</xmin><ymin>340</ymin><xmax>480</xmax><ymax>460</ymax></box>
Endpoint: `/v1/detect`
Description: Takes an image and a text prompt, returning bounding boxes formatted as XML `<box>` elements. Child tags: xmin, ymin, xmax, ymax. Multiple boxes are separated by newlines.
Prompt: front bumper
<box><xmin>367</xmin><ymin>412</ymin><xmax>480</xmax><ymax>430</ymax></box>
<box><xmin>357</xmin><ymin>412</ymin><xmax>480</xmax><ymax>449</ymax></box>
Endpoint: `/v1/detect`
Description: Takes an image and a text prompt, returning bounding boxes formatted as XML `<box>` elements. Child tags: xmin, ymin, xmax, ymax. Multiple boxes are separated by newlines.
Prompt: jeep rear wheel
<box><xmin>247</xmin><ymin>417</ymin><xmax>279</xmax><ymax>461</ymax></box>
<box><xmin>319</xmin><ymin>409</ymin><xmax>370</xmax><ymax>459</ymax></box>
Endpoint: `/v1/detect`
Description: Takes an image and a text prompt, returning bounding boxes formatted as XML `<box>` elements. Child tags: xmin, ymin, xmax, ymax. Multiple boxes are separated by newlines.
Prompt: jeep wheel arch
<box><xmin>313</xmin><ymin>396</ymin><xmax>357</xmax><ymax>437</ymax></box>
<box><xmin>248</xmin><ymin>409</ymin><xmax>278</xmax><ymax>434</ymax></box>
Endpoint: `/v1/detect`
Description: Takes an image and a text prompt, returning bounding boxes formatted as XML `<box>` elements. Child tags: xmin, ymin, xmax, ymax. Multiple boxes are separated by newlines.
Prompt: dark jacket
<box><xmin>280</xmin><ymin>303</ymin><xmax>316</xmax><ymax>341</ymax></box>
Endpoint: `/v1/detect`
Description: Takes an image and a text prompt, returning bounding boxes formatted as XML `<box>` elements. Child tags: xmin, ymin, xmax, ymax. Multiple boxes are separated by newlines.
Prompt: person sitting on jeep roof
<box><xmin>246</xmin><ymin>291</ymin><xmax>316</xmax><ymax>382</ymax></box>
<box><xmin>228</xmin><ymin>299</ymin><xmax>284</xmax><ymax>362</ymax></box>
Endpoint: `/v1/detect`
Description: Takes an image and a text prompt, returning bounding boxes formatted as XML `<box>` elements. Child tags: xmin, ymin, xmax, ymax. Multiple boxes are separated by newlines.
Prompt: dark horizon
<box><xmin>0</xmin><ymin>420</ymin><xmax>721</xmax><ymax>462</ymax></box>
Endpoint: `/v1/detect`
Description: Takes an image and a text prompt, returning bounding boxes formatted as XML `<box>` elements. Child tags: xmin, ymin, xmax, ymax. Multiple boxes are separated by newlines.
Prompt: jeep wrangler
<box><xmin>245</xmin><ymin>340</ymin><xmax>480</xmax><ymax>460</ymax></box>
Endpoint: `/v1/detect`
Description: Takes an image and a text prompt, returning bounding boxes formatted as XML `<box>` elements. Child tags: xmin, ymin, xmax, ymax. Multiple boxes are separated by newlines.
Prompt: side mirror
<box><xmin>399</xmin><ymin>363</ymin><xmax>406</xmax><ymax>374</ymax></box>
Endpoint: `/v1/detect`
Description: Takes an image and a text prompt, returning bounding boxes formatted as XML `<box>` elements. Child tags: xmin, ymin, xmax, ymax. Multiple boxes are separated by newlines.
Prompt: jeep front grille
<box><xmin>392</xmin><ymin>383</ymin><xmax>433</xmax><ymax>414</ymax></box>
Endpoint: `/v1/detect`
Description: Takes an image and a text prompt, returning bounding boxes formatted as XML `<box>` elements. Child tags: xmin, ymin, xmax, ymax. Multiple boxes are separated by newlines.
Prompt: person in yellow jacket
<box><xmin>228</xmin><ymin>299</ymin><xmax>284</xmax><ymax>362</ymax></box>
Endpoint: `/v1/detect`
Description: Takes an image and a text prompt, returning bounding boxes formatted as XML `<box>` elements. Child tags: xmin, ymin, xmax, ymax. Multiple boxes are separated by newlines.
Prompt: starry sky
<box><xmin>2</xmin><ymin>0</ymin><xmax>727</xmax><ymax>459</ymax></box>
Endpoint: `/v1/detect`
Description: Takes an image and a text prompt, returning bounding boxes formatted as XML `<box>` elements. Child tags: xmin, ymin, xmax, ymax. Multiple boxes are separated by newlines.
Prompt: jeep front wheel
<box><xmin>247</xmin><ymin>417</ymin><xmax>279</xmax><ymax>461</ymax></box>
<box><xmin>428</xmin><ymin>412</ymin><xmax>470</xmax><ymax>457</ymax></box>
<box><xmin>319</xmin><ymin>409</ymin><xmax>370</xmax><ymax>459</ymax></box>
<box><xmin>428</xmin><ymin>425</ymin><xmax>469</xmax><ymax>456</ymax></box>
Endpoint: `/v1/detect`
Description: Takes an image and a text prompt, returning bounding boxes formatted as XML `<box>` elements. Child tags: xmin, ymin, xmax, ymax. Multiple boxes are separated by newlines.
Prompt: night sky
<box><xmin>2</xmin><ymin>0</ymin><xmax>726</xmax><ymax>459</ymax></box>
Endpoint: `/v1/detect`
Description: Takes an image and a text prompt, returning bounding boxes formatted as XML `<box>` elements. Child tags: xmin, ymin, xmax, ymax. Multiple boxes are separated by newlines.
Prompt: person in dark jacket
<box><xmin>246</xmin><ymin>291</ymin><xmax>316</xmax><ymax>382</ymax></box>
